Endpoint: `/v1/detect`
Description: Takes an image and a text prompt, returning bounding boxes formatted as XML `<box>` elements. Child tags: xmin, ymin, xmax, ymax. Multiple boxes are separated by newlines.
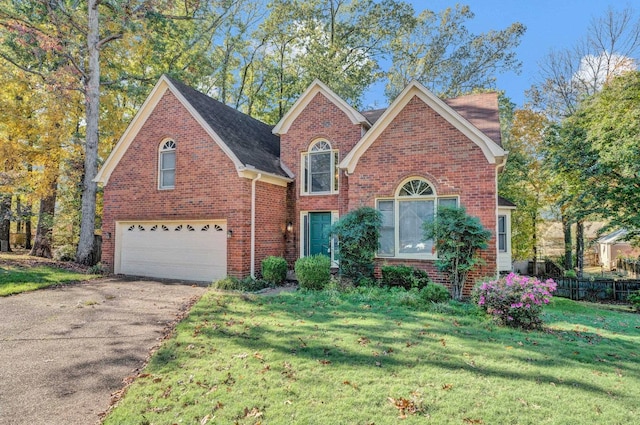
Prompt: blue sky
<box><xmin>364</xmin><ymin>0</ymin><xmax>631</xmax><ymax>107</ymax></box>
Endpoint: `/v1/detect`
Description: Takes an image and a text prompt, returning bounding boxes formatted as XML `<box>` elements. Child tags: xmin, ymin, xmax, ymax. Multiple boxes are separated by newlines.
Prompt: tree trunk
<box><xmin>576</xmin><ymin>220</ymin><xmax>584</xmax><ymax>278</ymax></box>
<box><xmin>562</xmin><ymin>215</ymin><xmax>572</xmax><ymax>271</ymax></box>
<box><xmin>30</xmin><ymin>188</ymin><xmax>57</xmax><ymax>258</ymax></box>
<box><xmin>531</xmin><ymin>211</ymin><xmax>538</xmax><ymax>274</ymax></box>
<box><xmin>76</xmin><ymin>0</ymin><xmax>100</xmax><ymax>266</ymax></box>
<box><xmin>25</xmin><ymin>202</ymin><xmax>32</xmax><ymax>250</ymax></box>
<box><xmin>0</xmin><ymin>195</ymin><xmax>11</xmax><ymax>252</ymax></box>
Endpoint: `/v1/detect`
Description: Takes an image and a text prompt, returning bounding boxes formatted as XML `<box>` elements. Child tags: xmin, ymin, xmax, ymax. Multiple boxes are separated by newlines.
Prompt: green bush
<box><xmin>420</xmin><ymin>283</ymin><xmax>451</xmax><ymax>303</ymax></box>
<box><xmin>381</xmin><ymin>265</ymin><xmax>431</xmax><ymax>289</ymax></box>
<box><xmin>331</xmin><ymin>207</ymin><xmax>381</xmax><ymax>283</ymax></box>
<box><xmin>212</xmin><ymin>276</ymin><xmax>271</xmax><ymax>292</ymax></box>
<box><xmin>628</xmin><ymin>290</ymin><xmax>640</xmax><ymax>311</ymax></box>
<box><xmin>295</xmin><ymin>255</ymin><xmax>331</xmax><ymax>290</ymax></box>
<box><xmin>261</xmin><ymin>256</ymin><xmax>288</xmax><ymax>286</ymax></box>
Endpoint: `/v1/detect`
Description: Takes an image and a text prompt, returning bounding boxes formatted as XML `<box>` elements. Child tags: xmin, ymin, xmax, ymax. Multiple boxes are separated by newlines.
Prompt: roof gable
<box><xmin>95</xmin><ymin>75</ymin><xmax>292</xmax><ymax>186</ymax></box>
<box><xmin>341</xmin><ymin>81</ymin><xmax>507</xmax><ymax>174</ymax></box>
<box><xmin>272</xmin><ymin>79</ymin><xmax>369</xmax><ymax>135</ymax></box>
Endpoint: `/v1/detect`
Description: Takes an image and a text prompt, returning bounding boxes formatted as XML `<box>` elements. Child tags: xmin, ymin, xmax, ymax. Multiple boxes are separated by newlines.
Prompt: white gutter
<box><xmin>250</xmin><ymin>173</ymin><xmax>262</xmax><ymax>278</ymax></box>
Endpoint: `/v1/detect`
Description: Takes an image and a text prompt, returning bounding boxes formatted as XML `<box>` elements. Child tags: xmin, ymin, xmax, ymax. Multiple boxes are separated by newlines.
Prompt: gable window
<box><xmin>302</xmin><ymin>140</ymin><xmax>338</xmax><ymax>194</ymax></box>
<box><xmin>498</xmin><ymin>215</ymin><xmax>507</xmax><ymax>252</ymax></box>
<box><xmin>159</xmin><ymin>139</ymin><xmax>176</xmax><ymax>189</ymax></box>
<box><xmin>377</xmin><ymin>178</ymin><xmax>458</xmax><ymax>259</ymax></box>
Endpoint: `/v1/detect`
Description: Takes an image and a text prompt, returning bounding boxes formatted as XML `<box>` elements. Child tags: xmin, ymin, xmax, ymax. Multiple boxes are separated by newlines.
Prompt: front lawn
<box><xmin>103</xmin><ymin>288</ymin><xmax>640</xmax><ymax>424</ymax></box>
<box><xmin>0</xmin><ymin>253</ymin><xmax>99</xmax><ymax>296</ymax></box>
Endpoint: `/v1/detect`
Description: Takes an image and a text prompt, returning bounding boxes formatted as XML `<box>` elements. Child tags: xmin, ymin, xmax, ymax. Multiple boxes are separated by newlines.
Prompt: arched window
<box><xmin>159</xmin><ymin>140</ymin><xmax>176</xmax><ymax>189</ymax></box>
<box><xmin>302</xmin><ymin>139</ymin><xmax>338</xmax><ymax>194</ymax></box>
<box><xmin>377</xmin><ymin>178</ymin><xmax>458</xmax><ymax>258</ymax></box>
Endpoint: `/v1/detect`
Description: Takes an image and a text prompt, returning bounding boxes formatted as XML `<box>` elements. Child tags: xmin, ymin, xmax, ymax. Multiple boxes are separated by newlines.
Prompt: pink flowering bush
<box><xmin>473</xmin><ymin>273</ymin><xmax>557</xmax><ymax>329</ymax></box>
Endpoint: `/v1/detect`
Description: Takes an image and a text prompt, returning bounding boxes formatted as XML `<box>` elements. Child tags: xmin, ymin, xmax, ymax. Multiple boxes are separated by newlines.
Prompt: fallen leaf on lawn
<box><xmin>505</xmin><ymin>346</ymin><xmax>513</xmax><ymax>350</ymax></box>
<box><xmin>388</xmin><ymin>397</ymin><xmax>420</xmax><ymax>418</ymax></box>
<box><xmin>233</xmin><ymin>353</ymin><xmax>248</xmax><ymax>359</ymax></box>
<box><xmin>358</xmin><ymin>336</ymin><xmax>370</xmax><ymax>345</ymax></box>
<box><xmin>259</xmin><ymin>365</ymin><xmax>271</xmax><ymax>374</ymax></box>
<box><xmin>253</xmin><ymin>352</ymin><xmax>264</xmax><ymax>361</ymax></box>
<box><xmin>442</xmin><ymin>384</ymin><xmax>453</xmax><ymax>391</ymax></box>
<box><xmin>152</xmin><ymin>377</ymin><xmax>162</xmax><ymax>383</ymax></box>
<box><xmin>440</xmin><ymin>339</ymin><xmax>446</xmax><ymax>347</ymax></box>
<box><xmin>200</xmin><ymin>414</ymin><xmax>212</xmax><ymax>424</ymax></box>
<box><xmin>284</xmin><ymin>400</ymin><xmax>292</xmax><ymax>405</ymax></box>
<box><xmin>242</xmin><ymin>407</ymin><xmax>264</xmax><ymax>418</ymax></box>
<box><xmin>463</xmin><ymin>418</ymin><xmax>483</xmax><ymax>424</ymax></box>
<box><xmin>318</xmin><ymin>359</ymin><xmax>331</xmax><ymax>365</ymax></box>
<box><xmin>453</xmin><ymin>320</ymin><xmax>460</xmax><ymax>327</ymax></box>
<box><xmin>375</xmin><ymin>361</ymin><xmax>382</xmax><ymax>367</ymax></box>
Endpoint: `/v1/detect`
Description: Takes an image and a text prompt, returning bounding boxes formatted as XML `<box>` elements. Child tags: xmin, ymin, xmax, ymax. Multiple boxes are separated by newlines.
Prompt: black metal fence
<box><xmin>554</xmin><ymin>277</ymin><xmax>640</xmax><ymax>302</ymax></box>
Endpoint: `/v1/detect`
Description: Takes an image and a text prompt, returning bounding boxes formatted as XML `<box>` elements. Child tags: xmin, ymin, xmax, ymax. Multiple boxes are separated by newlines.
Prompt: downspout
<box><xmin>251</xmin><ymin>173</ymin><xmax>262</xmax><ymax>278</ymax></box>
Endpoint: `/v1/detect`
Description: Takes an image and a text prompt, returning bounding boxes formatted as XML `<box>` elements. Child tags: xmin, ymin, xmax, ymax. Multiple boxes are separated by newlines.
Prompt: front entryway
<box><xmin>308</xmin><ymin>212</ymin><xmax>332</xmax><ymax>257</ymax></box>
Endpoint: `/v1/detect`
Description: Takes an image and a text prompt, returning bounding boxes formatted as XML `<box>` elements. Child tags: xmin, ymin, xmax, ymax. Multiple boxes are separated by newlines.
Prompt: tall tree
<box><xmin>568</xmin><ymin>71</ymin><xmax>640</xmax><ymax>239</ymax></box>
<box><xmin>386</xmin><ymin>4</ymin><xmax>525</xmax><ymax>99</ymax></box>
<box><xmin>527</xmin><ymin>6</ymin><xmax>640</xmax><ymax>271</ymax></box>
<box><xmin>499</xmin><ymin>108</ymin><xmax>551</xmax><ymax>265</ymax></box>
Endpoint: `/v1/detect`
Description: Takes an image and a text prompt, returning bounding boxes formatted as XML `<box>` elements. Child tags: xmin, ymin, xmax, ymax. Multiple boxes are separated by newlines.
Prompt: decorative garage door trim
<box><xmin>115</xmin><ymin>220</ymin><xmax>227</xmax><ymax>282</ymax></box>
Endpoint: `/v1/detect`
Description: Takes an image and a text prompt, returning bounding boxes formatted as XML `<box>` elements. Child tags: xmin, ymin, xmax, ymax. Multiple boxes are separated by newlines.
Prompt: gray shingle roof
<box><xmin>498</xmin><ymin>196</ymin><xmax>517</xmax><ymax>208</ymax></box>
<box><xmin>166</xmin><ymin>76</ymin><xmax>288</xmax><ymax>178</ymax></box>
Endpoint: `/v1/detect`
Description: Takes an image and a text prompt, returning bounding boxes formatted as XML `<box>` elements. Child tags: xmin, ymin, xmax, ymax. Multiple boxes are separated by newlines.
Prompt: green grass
<box><xmin>0</xmin><ymin>264</ymin><xmax>98</xmax><ymax>296</ymax></box>
<box><xmin>103</xmin><ymin>288</ymin><xmax>640</xmax><ymax>425</ymax></box>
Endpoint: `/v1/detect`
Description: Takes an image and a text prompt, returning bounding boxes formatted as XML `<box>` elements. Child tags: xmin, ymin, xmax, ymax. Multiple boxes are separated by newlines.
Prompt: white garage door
<box><xmin>116</xmin><ymin>220</ymin><xmax>227</xmax><ymax>282</ymax></box>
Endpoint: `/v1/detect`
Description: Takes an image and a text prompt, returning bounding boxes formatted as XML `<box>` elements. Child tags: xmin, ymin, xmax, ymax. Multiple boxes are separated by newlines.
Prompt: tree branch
<box><xmin>96</xmin><ymin>33</ymin><xmax>123</xmax><ymax>50</ymax></box>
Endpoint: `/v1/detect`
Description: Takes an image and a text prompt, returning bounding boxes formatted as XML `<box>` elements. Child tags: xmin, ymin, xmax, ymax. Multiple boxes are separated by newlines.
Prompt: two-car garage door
<box><xmin>115</xmin><ymin>220</ymin><xmax>227</xmax><ymax>282</ymax></box>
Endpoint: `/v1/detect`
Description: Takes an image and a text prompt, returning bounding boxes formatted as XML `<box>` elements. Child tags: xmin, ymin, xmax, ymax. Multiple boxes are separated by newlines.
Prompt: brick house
<box><xmin>95</xmin><ymin>75</ymin><xmax>513</xmax><ymax>290</ymax></box>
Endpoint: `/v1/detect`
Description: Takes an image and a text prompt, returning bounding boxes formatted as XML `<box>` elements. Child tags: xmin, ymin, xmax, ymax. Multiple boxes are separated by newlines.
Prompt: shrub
<box><xmin>423</xmin><ymin>206</ymin><xmax>491</xmax><ymax>300</ymax></box>
<box><xmin>420</xmin><ymin>283</ymin><xmax>451</xmax><ymax>303</ymax></box>
<box><xmin>261</xmin><ymin>256</ymin><xmax>288</xmax><ymax>286</ymax></box>
<box><xmin>331</xmin><ymin>207</ymin><xmax>381</xmax><ymax>283</ymax></box>
<box><xmin>628</xmin><ymin>290</ymin><xmax>640</xmax><ymax>311</ymax></box>
<box><xmin>473</xmin><ymin>273</ymin><xmax>557</xmax><ymax>329</ymax></box>
<box><xmin>53</xmin><ymin>245</ymin><xmax>76</xmax><ymax>262</ymax></box>
<box><xmin>295</xmin><ymin>255</ymin><xmax>331</xmax><ymax>290</ymax></box>
<box><xmin>212</xmin><ymin>276</ymin><xmax>271</xmax><ymax>292</ymax></box>
<box><xmin>381</xmin><ymin>265</ymin><xmax>431</xmax><ymax>289</ymax></box>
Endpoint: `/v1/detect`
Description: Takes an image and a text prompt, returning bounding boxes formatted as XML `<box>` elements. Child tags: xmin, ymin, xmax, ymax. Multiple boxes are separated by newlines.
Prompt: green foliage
<box><xmin>294</xmin><ymin>254</ymin><xmax>331</xmax><ymax>290</ymax></box>
<box><xmin>628</xmin><ymin>291</ymin><xmax>640</xmax><ymax>311</ymax></box>
<box><xmin>331</xmin><ymin>207</ymin><xmax>381</xmax><ymax>283</ymax></box>
<box><xmin>211</xmin><ymin>276</ymin><xmax>271</xmax><ymax>292</ymax></box>
<box><xmin>423</xmin><ymin>206</ymin><xmax>492</xmax><ymax>300</ymax></box>
<box><xmin>261</xmin><ymin>256</ymin><xmax>288</xmax><ymax>286</ymax></box>
<box><xmin>420</xmin><ymin>283</ymin><xmax>451</xmax><ymax>303</ymax></box>
<box><xmin>386</xmin><ymin>4</ymin><xmax>525</xmax><ymax>99</ymax></box>
<box><xmin>380</xmin><ymin>264</ymin><xmax>431</xmax><ymax>289</ymax></box>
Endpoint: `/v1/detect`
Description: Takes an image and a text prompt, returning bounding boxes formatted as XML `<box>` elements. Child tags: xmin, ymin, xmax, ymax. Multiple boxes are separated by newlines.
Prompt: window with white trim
<box><xmin>302</xmin><ymin>140</ymin><xmax>338</xmax><ymax>194</ymax></box>
<box><xmin>498</xmin><ymin>215</ymin><xmax>507</xmax><ymax>252</ymax></box>
<box><xmin>377</xmin><ymin>178</ymin><xmax>458</xmax><ymax>259</ymax></box>
<box><xmin>159</xmin><ymin>140</ymin><xmax>176</xmax><ymax>189</ymax></box>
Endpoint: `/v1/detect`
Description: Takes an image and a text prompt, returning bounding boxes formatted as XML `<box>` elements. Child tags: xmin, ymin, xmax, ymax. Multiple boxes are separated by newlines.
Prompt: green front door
<box><xmin>309</xmin><ymin>212</ymin><xmax>332</xmax><ymax>257</ymax></box>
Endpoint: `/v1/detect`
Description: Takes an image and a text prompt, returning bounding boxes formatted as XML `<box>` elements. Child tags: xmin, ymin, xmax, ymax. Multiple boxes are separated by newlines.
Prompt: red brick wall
<box><xmin>254</xmin><ymin>180</ymin><xmax>288</xmax><ymax>275</ymax></box>
<box><xmin>102</xmin><ymin>89</ymin><xmax>286</xmax><ymax>279</ymax></box>
<box><xmin>347</xmin><ymin>95</ymin><xmax>498</xmax><ymax>295</ymax></box>
<box><xmin>279</xmin><ymin>92</ymin><xmax>364</xmax><ymax>261</ymax></box>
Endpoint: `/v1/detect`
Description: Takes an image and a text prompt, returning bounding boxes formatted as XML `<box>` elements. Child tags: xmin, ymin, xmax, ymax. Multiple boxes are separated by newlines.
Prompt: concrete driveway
<box><xmin>0</xmin><ymin>277</ymin><xmax>207</xmax><ymax>425</ymax></box>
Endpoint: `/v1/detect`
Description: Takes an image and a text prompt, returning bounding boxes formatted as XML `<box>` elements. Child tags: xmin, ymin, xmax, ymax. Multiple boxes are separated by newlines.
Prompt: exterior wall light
<box><xmin>227</xmin><ymin>229</ymin><xmax>233</xmax><ymax>239</ymax></box>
